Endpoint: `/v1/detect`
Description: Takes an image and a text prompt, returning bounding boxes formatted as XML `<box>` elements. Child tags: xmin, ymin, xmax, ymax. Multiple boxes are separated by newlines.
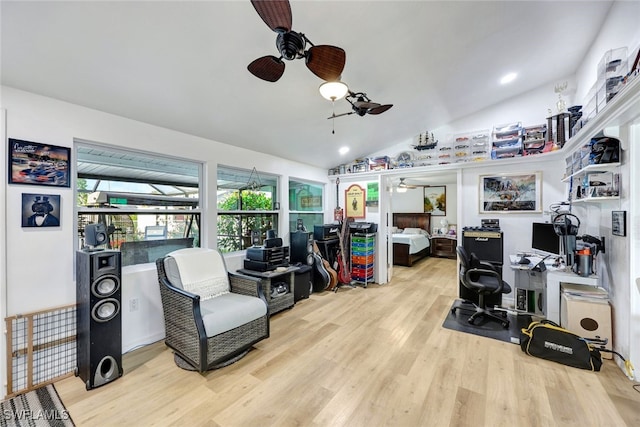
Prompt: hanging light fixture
<box><xmin>242</xmin><ymin>167</ymin><xmax>263</xmax><ymax>191</ymax></box>
<box><xmin>319</xmin><ymin>81</ymin><xmax>349</xmax><ymax>101</ymax></box>
<box><xmin>320</xmin><ymin>80</ymin><xmax>349</xmax><ymax>135</ymax></box>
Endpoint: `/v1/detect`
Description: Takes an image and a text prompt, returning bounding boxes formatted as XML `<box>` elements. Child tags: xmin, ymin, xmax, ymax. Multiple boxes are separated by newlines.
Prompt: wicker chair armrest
<box><xmin>159</xmin><ymin>275</ymin><xmax>200</xmax><ymax>305</ymax></box>
<box><xmin>155</xmin><ymin>257</ymin><xmax>207</xmax><ymax>362</ymax></box>
<box><xmin>228</xmin><ymin>272</ymin><xmax>262</xmax><ymax>298</ymax></box>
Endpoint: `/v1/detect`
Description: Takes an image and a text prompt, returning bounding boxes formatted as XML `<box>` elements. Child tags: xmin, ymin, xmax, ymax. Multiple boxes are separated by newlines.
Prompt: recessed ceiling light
<box><xmin>500</xmin><ymin>72</ymin><xmax>517</xmax><ymax>85</ymax></box>
<box><xmin>339</xmin><ymin>146</ymin><xmax>349</xmax><ymax>155</ymax></box>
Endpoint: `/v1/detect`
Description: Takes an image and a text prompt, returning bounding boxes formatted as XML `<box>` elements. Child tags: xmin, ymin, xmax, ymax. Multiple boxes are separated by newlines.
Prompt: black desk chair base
<box><xmin>451</xmin><ymin>298</ymin><xmax>510</xmax><ymax>328</ymax></box>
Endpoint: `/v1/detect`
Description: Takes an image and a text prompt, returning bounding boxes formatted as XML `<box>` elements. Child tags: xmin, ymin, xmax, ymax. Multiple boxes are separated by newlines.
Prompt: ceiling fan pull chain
<box><xmin>332</xmin><ymin>101</ymin><xmax>336</xmax><ymax>134</ymax></box>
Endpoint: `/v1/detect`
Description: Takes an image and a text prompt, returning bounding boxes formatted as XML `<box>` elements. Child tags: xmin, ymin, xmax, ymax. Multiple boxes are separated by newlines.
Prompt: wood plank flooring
<box><xmin>56</xmin><ymin>257</ymin><xmax>640</xmax><ymax>426</ymax></box>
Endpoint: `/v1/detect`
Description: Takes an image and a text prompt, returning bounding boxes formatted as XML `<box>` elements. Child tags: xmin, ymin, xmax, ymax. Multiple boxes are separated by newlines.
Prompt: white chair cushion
<box><xmin>166</xmin><ymin>248</ymin><xmax>230</xmax><ymax>300</ymax></box>
<box><xmin>199</xmin><ymin>293</ymin><xmax>267</xmax><ymax>337</ymax></box>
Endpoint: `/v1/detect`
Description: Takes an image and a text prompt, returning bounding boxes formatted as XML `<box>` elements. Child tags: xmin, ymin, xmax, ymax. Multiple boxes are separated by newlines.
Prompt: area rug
<box><xmin>442</xmin><ymin>300</ymin><xmax>532</xmax><ymax>344</ymax></box>
<box><xmin>0</xmin><ymin>384</ymin><xmax>74</xmax><ymax>427</ymax></box>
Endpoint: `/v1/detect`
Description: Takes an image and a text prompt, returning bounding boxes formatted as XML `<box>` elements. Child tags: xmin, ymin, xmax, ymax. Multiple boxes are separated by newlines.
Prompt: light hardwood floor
<box><xmin>56</xmin><ymin>257</ymin><xmax>640</xmax><ymax>426</ymax></box>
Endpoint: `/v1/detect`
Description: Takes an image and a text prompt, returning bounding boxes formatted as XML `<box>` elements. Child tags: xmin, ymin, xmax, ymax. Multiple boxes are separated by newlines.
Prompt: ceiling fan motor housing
<box><xmin>276</xmin><ymin>31</ymin><xmax>306</xmax><ymax>60</ymax></box>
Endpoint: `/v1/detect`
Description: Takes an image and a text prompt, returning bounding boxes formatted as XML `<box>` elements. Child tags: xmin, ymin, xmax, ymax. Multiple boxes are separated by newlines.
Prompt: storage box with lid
<box><xmin>560</xmin><ymin>284</ymin><xmax>612</xmax><ymax>359</ymax></box>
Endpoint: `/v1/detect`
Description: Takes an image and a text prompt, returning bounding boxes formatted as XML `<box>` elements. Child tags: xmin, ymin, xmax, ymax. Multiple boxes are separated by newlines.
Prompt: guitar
<box><xmin>335</xmin><ymin>218</ymin><xmax>351</xmax><ymax>287</ymax></box>
<box><xmin>312</xmin><ymin>241</ymin><xmax>338</xmax><ymax>291</ymax></box>
<box><xmin>334</xmin><ymin>177</ymin><xmax>344</xmax><ymax>222</ymax></box>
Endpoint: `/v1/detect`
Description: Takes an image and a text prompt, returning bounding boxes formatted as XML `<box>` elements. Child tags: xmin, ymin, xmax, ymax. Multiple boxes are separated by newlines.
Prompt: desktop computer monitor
<box><xmin>531</xmin><ymin>222</ymin><xmax>561</xmax><ymax>256</ymax></box>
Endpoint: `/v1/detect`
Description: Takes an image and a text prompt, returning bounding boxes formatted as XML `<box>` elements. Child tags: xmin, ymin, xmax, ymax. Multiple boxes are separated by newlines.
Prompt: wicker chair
<box><xmin>156</xmin><ymin>248</ymin><xmax>269</xmax><ymax>372</ymax></box>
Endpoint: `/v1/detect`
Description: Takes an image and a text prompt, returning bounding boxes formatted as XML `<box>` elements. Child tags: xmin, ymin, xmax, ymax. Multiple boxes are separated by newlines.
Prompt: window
<box><xmin>289</xmin><ymin>178</ymin><xmax>324</xmax><ymax>232</ymax></box>
<box><xmin>76</xmin><ymin>142</ymin><xmax>201</xmax><ymax>266</ymax></box>
<box><xmin>217</xmin><ymin>165</ymin><xmax>278</xmax><ymax>252</ymax></box>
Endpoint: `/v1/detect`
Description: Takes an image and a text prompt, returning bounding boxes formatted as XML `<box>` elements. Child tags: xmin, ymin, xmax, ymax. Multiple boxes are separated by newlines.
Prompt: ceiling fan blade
<box><xmin>305</xmin><ymin>45</ymin><xmax>346</xmax><ymax>81</ymax></box>
<box><xmin>248</xmin><ymin>56</ymin><xmax>285</xmax><ymax>82</ymax></box>
<box><xmin>327</xmin><ymin>111</ymin><xmax>355</xmax><ymax>119</ymax></box>
<box><xmin>250</xmin><ymin>0</ymin><xmax>292</xmax><ymax>33</ymax></box>
<box><xmin>368</xmin><ymin>104</ymin><xmax>393</xmax><ymax>115</ymax></box>
<box><xmin>354</xmin><ymin>101</ymin><xmax>380</xmax><ymax>110</ymax></box>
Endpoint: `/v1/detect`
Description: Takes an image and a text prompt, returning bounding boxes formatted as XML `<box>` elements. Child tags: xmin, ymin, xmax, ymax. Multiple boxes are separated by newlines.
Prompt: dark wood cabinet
<box><xmin>431</xmin><ymin>236</ymin><xmax>457</xmax><ymax>259</ymax></box>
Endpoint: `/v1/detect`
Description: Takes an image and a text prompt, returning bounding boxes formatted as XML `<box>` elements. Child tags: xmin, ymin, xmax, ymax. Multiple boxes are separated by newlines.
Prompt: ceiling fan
<box><xmin>327</xmin><ymin>91</ymin><xmax>393</xmax><ymax>119</ymax></box>
<box><xmin>247</xmin><ymin>0</ymin><xmax>346</xmax><ymax>82</ymax></box>
<box><xmin>397</xmin><ymin>178</ymin><xmax>418</xmax><ymax>192</ymax></box>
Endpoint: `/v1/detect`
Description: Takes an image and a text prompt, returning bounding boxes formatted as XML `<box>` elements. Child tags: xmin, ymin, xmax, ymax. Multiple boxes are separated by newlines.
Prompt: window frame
<box><xmin>74</xmin><ymin>140</ymin><xmax>203</xmax><ymax>266</ymax></box>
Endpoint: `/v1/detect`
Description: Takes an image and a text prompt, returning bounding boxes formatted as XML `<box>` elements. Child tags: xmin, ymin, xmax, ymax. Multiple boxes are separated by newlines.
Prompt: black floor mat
<box><xmin>442</xmin><ymin>300</ymin><xmax>532</xmax><ymax>344</ymax></box>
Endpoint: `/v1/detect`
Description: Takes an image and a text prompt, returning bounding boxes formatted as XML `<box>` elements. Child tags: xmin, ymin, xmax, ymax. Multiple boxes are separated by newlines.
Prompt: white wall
<box><xmin>571</xmin><ymin>0</ymin><xmax>640</xmax><ymax>381</ymax></box>
<box><xmin>0</xmin><ymin>87</ymin><xmax>330</xmax><ymax>394</ymax></box>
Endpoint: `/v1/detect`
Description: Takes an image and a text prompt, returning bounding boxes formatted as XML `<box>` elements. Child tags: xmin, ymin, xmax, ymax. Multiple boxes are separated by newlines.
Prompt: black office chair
<box><xmin>452</xmin><ymin>246</ymin><xmax>512</xmax><ymax>328</ymax></box>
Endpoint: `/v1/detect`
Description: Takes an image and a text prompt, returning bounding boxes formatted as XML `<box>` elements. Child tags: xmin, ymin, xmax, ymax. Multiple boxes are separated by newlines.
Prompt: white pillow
<box><xmin>403</xmin><ymin>227</ymin><xmax>423</xmax><ymax>235</ymax></box>
<box><xmin>420</xmin><ymin>229</ymin><xmax>431</xmax><ymax>237</ymax></box>
<box><xmin>391</xmin><ymin>226</ymin><xmax>399</xmax><ymax>233</ymax></box>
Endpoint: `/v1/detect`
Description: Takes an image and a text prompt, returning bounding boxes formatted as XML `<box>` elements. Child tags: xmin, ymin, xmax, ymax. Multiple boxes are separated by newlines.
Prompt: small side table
<box><xmin>431</xmin><ymin>235</ymin><xmax>457</xmax><ymax>259</ymax></box>
<box><xmin>237</xmin><ymin>267</ymin><xmax>298</xmax><ymax>315</ymax></box>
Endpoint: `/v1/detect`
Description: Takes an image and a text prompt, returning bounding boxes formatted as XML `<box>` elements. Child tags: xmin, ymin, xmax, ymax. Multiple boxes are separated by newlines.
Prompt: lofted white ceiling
<box><xmin>1</xmin><ymin>1</ymin><xmax>613</xmax><ymax>170</ymax></box>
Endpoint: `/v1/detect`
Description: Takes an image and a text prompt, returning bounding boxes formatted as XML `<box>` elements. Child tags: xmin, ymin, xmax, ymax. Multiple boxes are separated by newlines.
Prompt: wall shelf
<box><xmin>562</xmin><ymin>162</ymin><xmax>621</xmax><ymax>182</ymax></box>
<box><xmin>572</xmin><ymin>196</ymin><xmax>620</xmax><ymax>203</ymax></box>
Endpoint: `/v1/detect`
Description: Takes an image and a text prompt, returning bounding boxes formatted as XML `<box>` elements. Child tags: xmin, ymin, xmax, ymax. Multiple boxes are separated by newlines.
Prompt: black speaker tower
<box><xmin>76</xmin><ymin>250</ymin><xmax>123</xmax><ymax>390</ymax></box>
<box><xmin>290</xmin><ymin>231</ymin><xmax>314</xmax><ymax>266</ymax></box>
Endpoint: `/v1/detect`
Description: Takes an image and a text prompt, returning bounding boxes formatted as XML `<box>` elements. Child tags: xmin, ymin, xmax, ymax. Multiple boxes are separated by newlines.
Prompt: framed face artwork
<box><xmin>22</xmin><ymin>193</ymin><xmax>61</xmax><ymax>227</ymax></box>
<box><xmin>479</xmin><ymin>172</ymin><xmax>542</xmax><ymax>213</ymax></box>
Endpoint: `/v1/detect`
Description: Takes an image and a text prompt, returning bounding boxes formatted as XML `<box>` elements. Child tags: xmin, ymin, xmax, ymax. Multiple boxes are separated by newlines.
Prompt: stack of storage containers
<box><xmin>597</xmin><ymin>47</ymin><xmax>628</xmax><ymax>112</ymax></box>
<box><xmin>351</xmin><ymin>233</ymin><xmax>375</xmax><ymax>287</ymax></box>
<box><xmin>492</xmin><ymin>122</ymin><xmax>523</xmax><ymax>159</ymax></box>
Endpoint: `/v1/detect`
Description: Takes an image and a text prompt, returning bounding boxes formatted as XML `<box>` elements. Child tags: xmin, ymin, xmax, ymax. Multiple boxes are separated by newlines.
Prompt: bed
<box><xmin>392</xmin><ymin>213</ymin><xmax>432</xmax><ymax>266</ymax></box>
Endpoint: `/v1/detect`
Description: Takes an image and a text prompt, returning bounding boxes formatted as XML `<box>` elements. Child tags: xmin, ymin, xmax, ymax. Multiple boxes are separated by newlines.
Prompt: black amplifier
<box><xmin>243</xmin><ymin>259</ymin><xmax>286</xmax><ymax>272</ymax></box>
<box><xmin>314</xmin><ymin>224</ymin><xmax>340</xmax><ymax>241</ymax></box>
<box><xmin>246</xmin><ymin>246</ymin><xmax>289</xmax><ymax>263</ymax></box>
<box><xmin>462</xmin><ymin>230</ymin><xmax>503</xmax><ymax>265</ymax></box>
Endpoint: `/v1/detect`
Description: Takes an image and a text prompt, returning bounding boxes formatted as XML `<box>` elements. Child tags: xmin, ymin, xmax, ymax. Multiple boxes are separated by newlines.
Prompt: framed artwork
<box><xmin>22</xmin><ymin>193</ymin><xmax>61</xmax><ymax>227</ymax></box>
<box><xmin>366</xmin><ymin>182</ymin><xmax>379</xmax><ymax>207</ymax></box>
<box><xmin>612</xmin><ymin>211</ymin><xmax>626</xmax><ymax>236</ymax></box>
<box><xmin>345</xmin><ymin>184</ymin><xmax>365</xmax><ymax>218</ymax></box>
<box><xmin>424</xmin><ymin>186</ymin><xmax>446</xmax><ymax>216</ymax></box>
<box><xmin>9</xmin><ymin>138</ymin><xmax>71</xmax><ymax>187</ymax></box>
<box><xmin>480</xmin><ymin>172</ymin><xmax>541</xmax><ymax>213</ymax></box>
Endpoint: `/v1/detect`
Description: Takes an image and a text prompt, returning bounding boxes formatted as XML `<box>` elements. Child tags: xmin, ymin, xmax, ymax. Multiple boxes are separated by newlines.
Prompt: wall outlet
<box><xmin>129</xmin><ymin>298</ymin><xmax>139</xmax><ymax>312</ymax></box>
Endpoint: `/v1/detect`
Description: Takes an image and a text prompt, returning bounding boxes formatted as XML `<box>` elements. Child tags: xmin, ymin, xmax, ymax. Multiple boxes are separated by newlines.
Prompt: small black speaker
<box><xmin>84</xmin><ymin>223</ymin><xmax>108</xmax><ymax>247</ymax></box>
<box><xmin>251</xmin><ymin>230</ymin><xmax>261</xmax><ymax>246</ymax></box>
<box><xmin>76</xmin><ymin>250</ymin><xmax>123</xmax><ymax>390</ymax></box>
<box><xmin>291</xmin><ymin>231</ymin><xmax>313</xmax><ymax>265</ymax></box>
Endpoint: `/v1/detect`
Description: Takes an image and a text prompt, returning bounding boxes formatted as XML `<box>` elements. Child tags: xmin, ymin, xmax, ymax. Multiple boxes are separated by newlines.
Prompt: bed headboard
<box><xmin>393</xmin><ymin>213</ymin><xmax>431</xmax><ymax>233</ymax></box>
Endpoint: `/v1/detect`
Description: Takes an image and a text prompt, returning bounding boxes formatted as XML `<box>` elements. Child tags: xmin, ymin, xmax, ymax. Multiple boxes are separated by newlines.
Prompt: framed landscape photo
<box><xmin>424</xmin><ymin>186</ymin><xmax>446</xmax><ymax>216</ymax></box>
<box><xmin>612</xmin><ymin>210</ymin><xmax>626</xmax><ymax>236</ymax></box>
<box><xmin>8</xmin><ymin>138</ymin><xmax>71</xmax><ymax>187</ymax></box>
<box><xmin>480</xmin><ymin>172</ymin><xmax>541</xmax><ymax>213</ymax></box>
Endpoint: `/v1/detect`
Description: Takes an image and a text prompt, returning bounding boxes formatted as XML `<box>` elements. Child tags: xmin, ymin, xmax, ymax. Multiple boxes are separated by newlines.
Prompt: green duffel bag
<box><xmin>520</xmin><ymin>320</ymin><xmax>603</xmax><ymax>371</ymax></box>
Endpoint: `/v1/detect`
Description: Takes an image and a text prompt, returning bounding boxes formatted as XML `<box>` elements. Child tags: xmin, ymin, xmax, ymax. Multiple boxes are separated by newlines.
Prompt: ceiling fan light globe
<box><xmin>319</xmin><ymin>81</ymin><xmax>349</xmax><ymax>101</ymax></box>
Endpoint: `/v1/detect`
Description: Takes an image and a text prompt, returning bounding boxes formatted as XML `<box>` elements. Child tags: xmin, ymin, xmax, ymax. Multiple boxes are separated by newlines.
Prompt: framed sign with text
<box><xmin>345</xmin><ymin>184</ymin><xmax>365</xmax><ymax>218</ymax></box>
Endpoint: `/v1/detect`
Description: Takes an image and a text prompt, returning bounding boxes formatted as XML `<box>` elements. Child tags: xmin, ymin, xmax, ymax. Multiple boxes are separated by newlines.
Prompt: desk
<box><xmin>509</xmin><ymin>255</ymin><xmax>599</xmax><ymax>323</ymax></box>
